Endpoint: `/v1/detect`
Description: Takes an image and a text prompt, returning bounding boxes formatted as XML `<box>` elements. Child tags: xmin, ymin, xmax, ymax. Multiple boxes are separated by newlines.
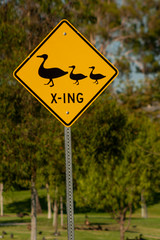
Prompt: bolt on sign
<box><xmin>13</xmin><ymin>19</ymin><xmax>119</xmax><ymax>127</ymax></box>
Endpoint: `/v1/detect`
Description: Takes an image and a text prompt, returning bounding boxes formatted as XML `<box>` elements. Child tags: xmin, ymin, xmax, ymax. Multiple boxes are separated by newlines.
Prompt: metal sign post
<box><xmin>64</xmin><ymin>127</ymin><xmax>75</xmax><ymax>240</ymax></box>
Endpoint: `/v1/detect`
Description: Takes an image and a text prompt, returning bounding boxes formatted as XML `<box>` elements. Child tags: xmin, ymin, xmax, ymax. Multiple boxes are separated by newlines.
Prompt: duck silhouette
<box><xmin>89</xmin><ymin>66</ymin><xmax>106</xmax><ymax>84</ymax></box>
<box><xmin>37</xmin><ymin>54</ymin><xmax>68</xmax><ymax>87</ymax></box>
<box><xmin>69</xmin><ymin>65</ymin><xmax>87</xmax><ymax>85</ymax></box>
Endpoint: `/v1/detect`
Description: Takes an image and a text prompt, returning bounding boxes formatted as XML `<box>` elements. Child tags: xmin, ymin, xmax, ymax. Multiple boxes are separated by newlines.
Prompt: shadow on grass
<box><xmin>89</xmin><ymin>222</ymin><xmax>110</xmax><ymax>226</ymax></box>
<box><xmin>4</xmin><ymin>196</ymin><xmax>48</xmax><ymax>214</ymax></box>
<box><xmin>0</xmin><ymin>216</ymin><xmax>31</xmax><ymax>224</ymax></box>
<box><xmin>127</xmin><ymin>230</ymin><xmax>139</xmax><ymax>234</ymax></box>
<box><xmin>4</xmin><ymin>198</ymin><xmax>31</xmax><ymax>214</ymax></box>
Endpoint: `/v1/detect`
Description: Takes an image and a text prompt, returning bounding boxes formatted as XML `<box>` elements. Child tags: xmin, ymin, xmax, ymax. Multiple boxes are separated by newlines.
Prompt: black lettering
<box><xmin>51</xmin><ymin>93</ymin><xmax>57</xmax><ymax>103</ymax></box>
<box><xmin>63</xmin><ymin>93</ymin><xmax>66</xmax><ymax>103</ymax></box>
<box><xmin>51</xmin><ymin>93</ymin><xmax>84</xmax><ymax>103</ymax></box>
<box><xmin>77</xmin><ymin>93</ymin><xmax>83</xmax><ymax>103</ymax></box>
<box><xmin>68</xmin><ymin>93</ymin><xmax>75</xmax><ymax>103</ymax></box>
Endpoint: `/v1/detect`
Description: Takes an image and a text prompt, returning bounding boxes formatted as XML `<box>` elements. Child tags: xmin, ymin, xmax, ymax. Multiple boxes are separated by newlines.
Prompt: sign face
<box><xmin>13</xmin><ymin>19</ymin><xmax>118</xmax><ymax>127</ymax></box>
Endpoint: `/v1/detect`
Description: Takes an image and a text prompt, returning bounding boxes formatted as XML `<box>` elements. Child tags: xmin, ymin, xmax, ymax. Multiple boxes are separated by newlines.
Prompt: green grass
<box><xmin>1</xmin><ymin>213</ymin><xmax>160</xmax><ymax>240</ymax></box>
<box><xmin>3</xmin><ymin>189</ymin><xmax>47</xmax><ymax>213</ymax></box>
<box><xmin>1</xmin><ymin>190</ymin><xmax>160</xmax><ymax>240</ymax></box>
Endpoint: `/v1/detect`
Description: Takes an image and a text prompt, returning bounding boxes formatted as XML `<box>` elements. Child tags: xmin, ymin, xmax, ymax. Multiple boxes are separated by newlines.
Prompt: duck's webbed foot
<box><xmin>94</xmin><ymin>80</ymin><xmax>98</xmax><ymax>84</ymax></box>
<box><xmin>73</xmin><ymin>81</ymin><xmax>79</xmax><ymax>85</ymax></box>
<box><xmin>44</xmin><ymin>80</ymin><xmax>51</xmax><ymax>85</ymax></box>
<box><xmin>49</xmin><ymin>79</ymin><xmax>54</xmax><ymax>87</ymax></box>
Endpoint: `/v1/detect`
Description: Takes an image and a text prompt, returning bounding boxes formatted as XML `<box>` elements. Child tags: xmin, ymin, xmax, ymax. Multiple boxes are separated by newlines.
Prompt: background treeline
<box><xmin>0</xmin><ymin>1</ymin><xmax>160</xmax><ymax>240</ymax></box>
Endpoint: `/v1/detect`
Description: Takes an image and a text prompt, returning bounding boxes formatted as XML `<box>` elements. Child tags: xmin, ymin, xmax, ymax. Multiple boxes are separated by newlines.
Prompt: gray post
<box><xmin>64</xmin><ymin>127</ymin><xmax>75</xmax><ymax>240</ymax></box>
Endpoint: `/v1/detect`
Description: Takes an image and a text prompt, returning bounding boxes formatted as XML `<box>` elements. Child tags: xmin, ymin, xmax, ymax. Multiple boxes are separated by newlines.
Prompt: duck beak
<box><xmin>37</xmin><ymin>55</ymin><xmax>42</xmax><ymax>58</ymax></box>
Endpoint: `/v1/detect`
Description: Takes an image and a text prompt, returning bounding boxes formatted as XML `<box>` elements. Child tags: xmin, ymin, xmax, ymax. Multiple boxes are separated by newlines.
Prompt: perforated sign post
<box><xmin>13</xmin><ymin>19</ymin><xmax>118</xmax><ymax>240</ymax></box>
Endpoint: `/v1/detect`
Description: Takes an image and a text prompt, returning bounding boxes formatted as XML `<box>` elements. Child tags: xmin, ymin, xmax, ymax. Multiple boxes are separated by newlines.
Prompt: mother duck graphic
<box><xmin>37</xmin><ymin>54</ymin><xmax>68</xmax><ymax>87</ymax></box>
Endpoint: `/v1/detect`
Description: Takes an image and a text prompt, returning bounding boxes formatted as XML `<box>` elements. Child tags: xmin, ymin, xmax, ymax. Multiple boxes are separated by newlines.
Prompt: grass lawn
<box><xmin>1</xmin><ymin>190</ymin><xmax>160</xmax><ymax>240</ymax></box>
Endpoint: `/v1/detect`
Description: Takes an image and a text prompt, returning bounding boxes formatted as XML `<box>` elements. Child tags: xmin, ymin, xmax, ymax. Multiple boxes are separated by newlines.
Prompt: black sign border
<box><xmin>14</xmin><ymin>20</ymin><xmax>118</xmax><ymax>127</ymax></box>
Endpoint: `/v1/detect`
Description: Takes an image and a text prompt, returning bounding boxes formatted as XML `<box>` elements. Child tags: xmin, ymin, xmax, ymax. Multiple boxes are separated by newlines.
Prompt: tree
<box><xmin>134</xmin><ymin>116</ymin><xmax>160</xmax><ymax>218</ymax></box>
<box><xmin>116</xmin><ymin>0</ymin><xmax>160</xmax><ymax>91</ymax></box>
<box><xmin>73</xmin><ymin>93</ymin><xmax>160</xmax><ymax>240</ymax></box>
<box><xmin>36</xmin><ymin>118</ymin><xmax>65</xmax><ymax>234</ymax></box>
<box><xmin>0</xmin><ymin>1</ymin><xmax>67</xmax><ymax>239</ymax></box>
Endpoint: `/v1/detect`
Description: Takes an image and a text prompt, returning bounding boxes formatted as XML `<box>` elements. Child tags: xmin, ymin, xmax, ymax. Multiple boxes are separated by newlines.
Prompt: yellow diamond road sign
<box><xmin>13</xmin><ymin>19</ymin><xmax>119</xmax><ymax>127</ymax></box>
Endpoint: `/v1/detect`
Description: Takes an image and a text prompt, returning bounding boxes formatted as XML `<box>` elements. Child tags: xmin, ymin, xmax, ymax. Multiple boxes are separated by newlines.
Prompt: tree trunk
<box><xmin>53</xmin><ymin>199</ymin><xmax>58</xmax><ymax>235</ymax></box>
<box><xmin>0</xmin><ymin>183</ymin><xmax>3</xmax><ymax>216</ymax></box>
<box><xmin>36</xmin><ymin>190</ymin><xmax>42</xmax><ymax>214</ymax></box>
<box><xmin>120</xmin><ymin>225</ymin><xmax>125</xmax><ymax>240</ymax></box>
<box><xmin>119</xmin><ymin>212</ymin><xmax>126</xmax><ymax>240</ymax></box>
<box><xmin>46</xmin><ymin>184</ymin><xmax>52</xmax><ymax>219</ymax></box>
<box><xmin>60</xmin><ymin>196</ymin><xmax>63</xmax><ymax>228</ymax></box>
<box><xmin>31</xmin><ymin>178</ymin><xmax>37</xmax><ymax>240</ymax></box>
<box><xmin>141</xmin><ymin>191</ymin><xmax>148</xmax><ymax>218</ymax></box>
<box><xmin>118</xmin><ymin>206</ymin><xmax>132</xmax><ymax>240</ymax></box>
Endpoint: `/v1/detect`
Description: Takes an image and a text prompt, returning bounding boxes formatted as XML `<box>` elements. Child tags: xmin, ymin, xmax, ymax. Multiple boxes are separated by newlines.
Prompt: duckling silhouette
<box><xmin>69</xmin><ymin>65</ymin><xmax>87</xmax><ymax>85</ymax></box>
<box><xmin>89</xmin><ymin>66</ymin><xmax>106</xmax><ymax>84</ymax></box>
<box><xmin>37</xmin><ymin>54</ymin><xmax>68</xmax><ymax>87</ymax></box>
